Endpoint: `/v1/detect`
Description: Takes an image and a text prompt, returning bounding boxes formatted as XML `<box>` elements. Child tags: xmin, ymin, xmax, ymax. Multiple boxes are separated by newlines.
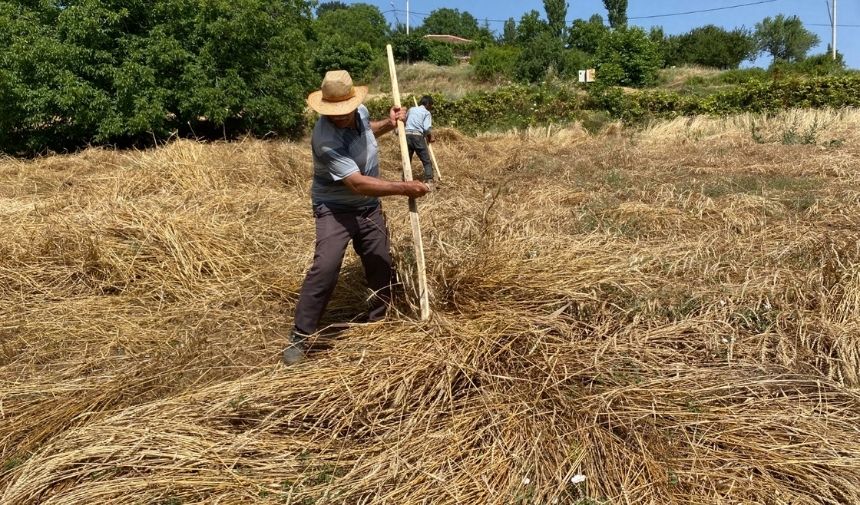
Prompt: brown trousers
<box><xmin>293</xmin><ymin>204</ymin><xmax>392</xmax><ymax>335</ymax></box>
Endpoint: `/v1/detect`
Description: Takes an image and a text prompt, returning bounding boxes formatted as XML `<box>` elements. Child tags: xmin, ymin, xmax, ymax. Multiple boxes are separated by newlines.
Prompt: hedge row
<box><xmin>366</xmin><ymin>84</ymin><xmax>586</xmax><ymax>133</ymax></box>
<box><xmin>367</xmin><ymin>76</ymin><xmax>860</xmax><ymax>132</ymax></box>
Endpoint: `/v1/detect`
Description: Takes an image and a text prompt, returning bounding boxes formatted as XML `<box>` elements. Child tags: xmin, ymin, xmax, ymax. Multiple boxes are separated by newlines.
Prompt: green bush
<box><xmin>312</xmin><ymin>39</ymin><xmax>376</xmax><ymax>78</ymax></box>
<box><xmin>365</xmin><ymin>75</ymin><xmax>860</xmax><ymax>133</ymax></box>
<box><xmin>594</xmin><ymin>27</ymin><xmax>662</xmax><ymax>87</ymax></box>
<box><xmin>1</xmin><ymin>0</ymin><xmax>316</xmax><ymax>155</ymax></box>
<box><xmin>389</xmin><ymin>31</ymin><xmax>430</xmax><ymax>63</ymax></box>
<box><xmin>665</xmin><ymin>25</ymin><xmax>756</xmax><ymax>69</ymax></box>
<box><xmin>515</xmin><ymin>32</ymin><xmax>565</xmax><ymax>83</ymax></box>
<box><xmin>472</xmin><ymin>46</ymin><xmax>520</xmax><ymax>81</ymax></box>
<box><xmin>560</xmin><ymin>49</ymin><xmax>592</xmax><ymax>79</ymax></box>
<box><xmin>771</xmin><ymin>52</ymin><xmax>847</xmax><ymax>77</ymax></box>
<box><xmin>427</xmin><ymin>43</ymin><xmax>456</xmax><ymax>66</ymax></box>
<box><xmin>366</xmin><ymin>83</ymin><xmax>586</xmax><ymax>133</ymax></box>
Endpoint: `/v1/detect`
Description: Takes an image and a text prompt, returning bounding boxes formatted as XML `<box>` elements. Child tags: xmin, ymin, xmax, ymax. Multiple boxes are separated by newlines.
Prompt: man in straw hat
<box><xmin>283</xmin><ymin>70</ymin><xmax>430</xmax><ymax>365</ymax></box>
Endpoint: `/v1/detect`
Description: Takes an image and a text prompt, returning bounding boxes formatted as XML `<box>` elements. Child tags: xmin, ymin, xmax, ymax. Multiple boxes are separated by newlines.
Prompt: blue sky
<box><xmin>349</xmin><ymin>0</ymin><xmax>859</xmax><ymax>68</ymax></box>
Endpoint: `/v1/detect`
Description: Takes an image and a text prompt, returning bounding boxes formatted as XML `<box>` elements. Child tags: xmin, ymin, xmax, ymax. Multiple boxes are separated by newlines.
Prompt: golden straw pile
<box><xmin>2</xmin><ymin>109</ymin><xmax>860</xmax><ymax>504</ymax></box>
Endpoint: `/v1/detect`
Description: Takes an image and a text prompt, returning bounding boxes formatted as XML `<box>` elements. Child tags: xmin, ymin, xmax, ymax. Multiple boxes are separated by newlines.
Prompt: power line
<box><xmin>629</xmin><ymin>0</ymin><xmax>779</xmax><ymax>20</ymax></box>
<box><xmin>384</xmin><ymin>0</ymin><xmax>784</xmax><ymax>25</ymax></box>
<box><xmin>809</xmin><ymin>23</ymin><xmax>860</xmax><ymax>27</ymax></box>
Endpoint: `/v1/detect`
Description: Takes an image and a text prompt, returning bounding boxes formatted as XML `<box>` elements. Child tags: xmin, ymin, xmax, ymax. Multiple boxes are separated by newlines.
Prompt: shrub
<box><xmin>389</xmin><ymin>31</ymin><xmax>430</xmax><ymax>63</ymax></box>
<box><xmin>665</xmin><ymin>26</ymin><xmax>756</xmax><ymax>69</ymax></box>
<box><xmin>560</xmin><ymin>49</ymin><xmax>592</xmax><ymax>80</ymax></box>
<box><xmin>515</xmin><ymin>32</ymin><xmax>565</xmax><ymax>83</ymax></box>
<box><xmin>472</xmin><ymin>46</ymin><xmax>520</xmax><ymax>81</ymax></box>
<box><xmin>1</xmin><ymin>0</ymin><xmax>317</xmax><ymax>154</ymax></box>
<box><xmin>771</xmin><ymin>52</ymin><xmax>847</xmax><ymax>78</ymax></box>
<box><xmin>427</xmin><ymin>43</ymin><xmax>456</xmax><ymax>66</ymax></box>
<box><xmin>312</xmin><ymin>39</ymin><xmax>376</xmax><ymax>78</ymax></box>
<box><xmin>594</xmin><ymin>27</ymin><xmax>662</xmax><ymax>87</ymax></box>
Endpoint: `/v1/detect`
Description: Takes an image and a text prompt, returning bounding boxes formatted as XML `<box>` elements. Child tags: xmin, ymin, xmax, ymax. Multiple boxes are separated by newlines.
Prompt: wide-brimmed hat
<box><xmin>306</xmin><ymin>70</ymin><xmax>368</xmax><ymax>116</ymax></box>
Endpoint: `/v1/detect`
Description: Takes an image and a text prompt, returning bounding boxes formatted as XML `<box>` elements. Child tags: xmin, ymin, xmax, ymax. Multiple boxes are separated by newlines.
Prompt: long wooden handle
<box><xmin>411</xmin><ymin>96</ymin><xmax>443</xmax><ymax>182</ymax></box>
<box><xmin>387</xmin><ymin>45</ymin><xmax>430</xmax><ymax>321</ymax></box>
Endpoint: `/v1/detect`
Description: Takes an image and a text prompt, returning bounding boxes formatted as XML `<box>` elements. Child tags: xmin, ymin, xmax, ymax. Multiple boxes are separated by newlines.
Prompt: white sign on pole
<box><xmin>578</xmin><ymin>70</ymin><xmax>586</xmax><ymax>83</ymax></box>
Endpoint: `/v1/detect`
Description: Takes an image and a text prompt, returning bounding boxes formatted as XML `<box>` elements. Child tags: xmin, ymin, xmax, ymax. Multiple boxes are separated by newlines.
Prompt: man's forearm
<box><xmin>344</xmin><ymin>172</ymin><xmax>409</xmax><ymax>197</ymax></box>
<box><xmin>371</xmin><ymin>119</ymin><xmax>396</xmax><ymax>138</ymax></box>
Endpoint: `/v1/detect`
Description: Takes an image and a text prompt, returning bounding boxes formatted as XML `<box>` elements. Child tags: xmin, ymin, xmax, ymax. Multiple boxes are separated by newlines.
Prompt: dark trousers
<box><xmin>406</xmin><ymin>134</ymin><xmax>434</xmax><ymax>181</ymax></box>
<box><xmin>293</xmin><ymin>205</ymin><xmax>393</xmax><ymax>335</ymax></box>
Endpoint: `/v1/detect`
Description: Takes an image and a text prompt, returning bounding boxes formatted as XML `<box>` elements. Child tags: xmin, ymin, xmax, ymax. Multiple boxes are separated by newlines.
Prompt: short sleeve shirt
<box><xmin>311</xmin><ymin>105</ymin><xmax>380</xmax><ymax>210</ymax></box>
<box><xmin>405</xmin><ymin>105</ymin><xmax>432</xmax><ymax>134</ymax></box>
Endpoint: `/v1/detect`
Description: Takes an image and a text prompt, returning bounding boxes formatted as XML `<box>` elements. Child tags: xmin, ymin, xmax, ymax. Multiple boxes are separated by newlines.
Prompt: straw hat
<box><xmin>306</xmin><ymin>70</ymin><xmax>368</xmax><ymax>116</ymax></box>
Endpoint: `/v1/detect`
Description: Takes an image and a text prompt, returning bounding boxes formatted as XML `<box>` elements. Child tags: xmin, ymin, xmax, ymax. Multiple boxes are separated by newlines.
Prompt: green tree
<box><xmin>421</xmin><ymin>8</ymin><xmax>480</xmax><ymax>39</ymax></box>
<box><xmin>0</xmin><ymin>0</ymin><xmax>316</xmax><ymax>154</ymax></box>
<box><xmin>515</xmin><ymin>31</ymin><xmax>565</xmax><ymax>82</ymax></box>
<box><xmin>568</xmin><ymin>14</ymin><xmax>608</xmax><ymax>54</ymax></box>
<box><xmin>315</xmin><ymin>3</ymin><xmax>389</xmax><ymax>51</ymax></box>
<box><xmin>316</xmin><ymin>1</ymin><xmax>347</xmax><ymax>17</ymax></box>
<box><xmin>543</xmin><ymin>0</ymin><xmax>568</xmax><ymax>40</ymax></box>
<box><xmin>666</xmin><ymin>25</ymin><xmax>756</xmax><ymax>69</ymax></box>
<box><xmin>472</xmin><ymin>46</ymin><xmax>520</xmax><ymax>81</ymax></box>
<box><xmin>390</xmin><ymin>29</ymin><xmax>430</xmax><ymax>62</ymax></box>
<box><xmin>427</xmin><ymin>43</ymin><xmax>456</xmax><ymax>66</ymax></box>
<box><xmin>516</xmin><ymin>10</ymin><xmax>547</xmax><ymax>45</ymax></box>
<box><xmin>603</xmin><ymin>0</ymin><xmax>627</xmax><ymax>29</ymax></box>
<box><xmin>502</xmin><ymin>17</ymin><xmax>517</xmax><ymax>45</ymax></box>
<box><xmin>312</xmin><ymin>37</ymin><xmax>375</xmax><ymax>77</ymax></box>
<box><xmin>594</xmin><ymin>26</ymin><xmax>661</xmax><ymax>87</ymax></box>
<box><xmin>754</xmin><ymin>14</ymin><xmax>820</xmax><ymax>63</ymax></box>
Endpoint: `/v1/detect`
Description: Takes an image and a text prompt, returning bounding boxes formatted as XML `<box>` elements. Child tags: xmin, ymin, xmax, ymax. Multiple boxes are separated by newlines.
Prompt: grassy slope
<box><xmin>2</xmin><ymin>110</ymin><xmax>860</xmax><ymax>503</ymax></box>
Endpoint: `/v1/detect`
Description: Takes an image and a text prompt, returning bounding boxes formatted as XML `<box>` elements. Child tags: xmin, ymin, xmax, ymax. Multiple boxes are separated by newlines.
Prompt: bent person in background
<box><xmin>284</xmin><ymin>70</ymin><xmax>431</xmax><ymax>365</ymax></box>
<box><xmin>405</xmin><ymin>95</ymin><xmax>436</xmax><ymax>189</ymax></box>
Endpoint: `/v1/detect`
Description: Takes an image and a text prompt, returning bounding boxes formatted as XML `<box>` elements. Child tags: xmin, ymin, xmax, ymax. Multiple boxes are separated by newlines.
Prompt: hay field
<box><xmin>2</xmin><ymin>109</ymin><xmax>860</xmax><ymax>504</ymax></box>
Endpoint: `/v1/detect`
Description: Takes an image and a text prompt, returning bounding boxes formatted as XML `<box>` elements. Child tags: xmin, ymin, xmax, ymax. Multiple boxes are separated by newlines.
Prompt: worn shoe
<box><xmin>281</xmin><ymin>331</ymin><xmax>307</xmax><ymax>365</ymax></box>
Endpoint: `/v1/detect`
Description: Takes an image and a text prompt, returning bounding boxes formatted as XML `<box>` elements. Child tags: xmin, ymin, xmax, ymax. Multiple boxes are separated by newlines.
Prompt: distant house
<box><xmin>422</xmin><ymin>34</ymin><xmax>473</xmax><ymax>45</ymax></box>
<box><xmin>422</xmin><ymin>34</ymin><xmax>474</xmax><ymax>63</ymax></box>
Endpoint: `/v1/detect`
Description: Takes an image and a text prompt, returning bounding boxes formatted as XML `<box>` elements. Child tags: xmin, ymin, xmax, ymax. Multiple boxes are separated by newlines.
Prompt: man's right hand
<box><xmin>402</xmin><ymin>180</ymin><xmax>431</xmax><ymax>198</ymax></box>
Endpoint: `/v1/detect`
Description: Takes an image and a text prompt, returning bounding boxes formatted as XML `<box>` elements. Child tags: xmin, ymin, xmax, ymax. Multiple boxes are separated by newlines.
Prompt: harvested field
<box><xmin>2</xmin><ymin>109</ymin><xmax>860</xmax><ymax>504</ymax></box>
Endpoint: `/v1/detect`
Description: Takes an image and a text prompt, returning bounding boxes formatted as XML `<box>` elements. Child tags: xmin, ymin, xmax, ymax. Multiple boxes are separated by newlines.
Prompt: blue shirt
<box><xmin>405</xmin><ymin>105</ymin><xmax>432</xmax><ymax>135</ymax></box>
<box><xmin>311</xmin><ymin>105</ymin><xmax>380</xmax><ymax>210</ymax></box>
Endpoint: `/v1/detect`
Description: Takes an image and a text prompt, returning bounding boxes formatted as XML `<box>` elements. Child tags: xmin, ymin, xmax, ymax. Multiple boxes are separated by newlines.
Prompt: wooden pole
<box><xmin>411</xmin><ymin>96</ymin><xmax>443</xmax><ymax>181</ymax></box>
<box><xmin>387</xmin><ymin>45</ymin><xmax>430</xmax><ymax>321</ymax></box>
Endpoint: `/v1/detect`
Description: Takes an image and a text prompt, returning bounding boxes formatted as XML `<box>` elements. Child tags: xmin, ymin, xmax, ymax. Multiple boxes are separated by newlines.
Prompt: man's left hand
<box><xmin>389</xmin><ymin>107</ymin><xmax>406</xmax><ymax>127</ymax></box>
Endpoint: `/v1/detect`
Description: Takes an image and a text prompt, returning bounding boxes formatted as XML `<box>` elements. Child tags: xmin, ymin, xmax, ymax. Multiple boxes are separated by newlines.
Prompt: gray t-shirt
<box><xmin>311</xmin><ymin>105</ymin><xmax>380</xmax><ymax>210</ymax></box>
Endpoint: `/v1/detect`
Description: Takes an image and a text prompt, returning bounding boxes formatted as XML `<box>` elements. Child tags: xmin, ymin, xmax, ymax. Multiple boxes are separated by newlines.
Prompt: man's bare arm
<box><xmin>370</xmin><ymin>119</ymin><xmax>396</xmax><ymax>138</ymax></box>
<box><xmin>370</xmin><ymin>106</ymin><xmax>407</xmax><ymax>138</ymax></box>
<box><xmin>343</xmin><ymin>172</ymin><xmax>429</xmax><ymax>198</ymax></box>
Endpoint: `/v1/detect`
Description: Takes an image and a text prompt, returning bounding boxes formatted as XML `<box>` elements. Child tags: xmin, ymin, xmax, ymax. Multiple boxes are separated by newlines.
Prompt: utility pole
<box><xmin>406</xmin><ymin>0</ymin><xmax>410</xmax><ymax>35</ymax></box>
<box><xmin>831</xmin><ymin>0</ymin><xmax>837</xmax><ymax>60</ymax></box>
<box><xmin>827</xmin><ymin>0</ymin><xmax>837</xmax><ymax>59</ymax></box>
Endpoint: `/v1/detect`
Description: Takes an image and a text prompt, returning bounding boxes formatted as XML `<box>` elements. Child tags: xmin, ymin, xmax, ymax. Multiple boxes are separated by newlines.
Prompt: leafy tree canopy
<box><xmin>420</xmin><ymin>8</ymin><xmax>481</xmax><ymax>39</ymax></box>
<box><xmin>0</xmin><ymin>0</ymin><xmax>316</xmax><ymax>154</ymax></box>
<box><xmin>316</xmin><ymin>1</ymin><xmax>347</xmax><ymax>18</ymax></box>
<box><xmin>516</xmin><ymin>9</ymin><xmax>548</xmax><ymax>45</ymax></box>
<box><xmin>595</xmin><ymin>26</ymin><xmax>662</xmax><ymax>87</ymax></box>
<box><xmin>315</xmin><ymin>3</ymin><xmax>389</xmax><ymax>51</ymax></box>
<box><xmin>543</xmin><ymin>0</ymin><xmax>568</xmax><ymax>40</ymax></box>
<box><xmin>568</xmin><ymin>14</ymin><xmax>608</xmax><ymax>54</ymax></box>
<box><xmin>666</xmin><ymin>25</ymin><xmax>756</xmax><ymax>69</ymax></box>
<box><xmin>755</xmin><ymin>14</ymin><xmax>820</xmax><ymax>63</ymax></box>
<box><xmin>603</xmin><ymin>0</ymin><xmax>627</xmax><ymax>29</ymax></box>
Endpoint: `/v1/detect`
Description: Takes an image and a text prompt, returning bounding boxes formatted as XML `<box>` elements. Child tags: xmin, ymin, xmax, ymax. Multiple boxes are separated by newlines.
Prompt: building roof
<box><xmin>422</xmin><ymin>34</ymin><xmax>473</xmax><ymax>45</ymax></box>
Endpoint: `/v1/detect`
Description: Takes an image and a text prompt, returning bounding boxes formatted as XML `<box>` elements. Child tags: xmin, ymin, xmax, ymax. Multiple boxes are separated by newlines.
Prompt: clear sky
<box><xmin>350</xmin><ymin>0</ymin><xmax>859</xmax><ymax>68</ymax></box>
